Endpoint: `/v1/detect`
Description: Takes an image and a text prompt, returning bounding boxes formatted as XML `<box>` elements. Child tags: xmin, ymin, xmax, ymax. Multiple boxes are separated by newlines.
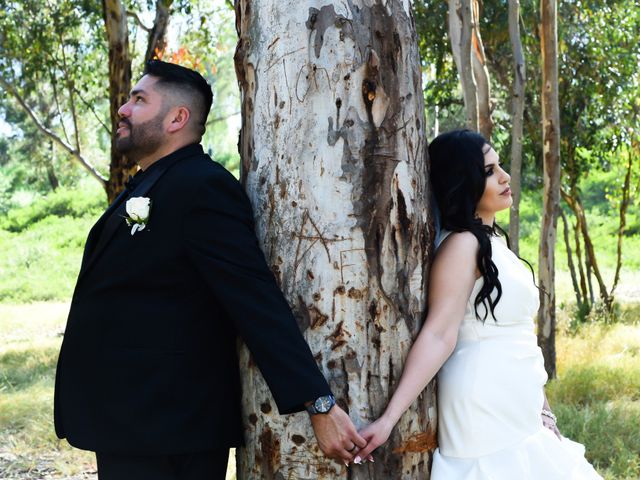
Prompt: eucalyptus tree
<box><xmin>0</xmin><ymin>0</ymin><xmax>109</xmax><ymax>189</ymax></box>
<box><xmin>235</xmin><ymin>0</ymin><xmax>434</xmax><ymax>478</ymax></box>
<box><xmin>538</xmin><ymin>0</ymin><xmax>561</xmax><ymax>379</ymax></box>
<box><xmin>556</xmin><ymin>0</ymin><xmax>640</xmax><ymax>315</ymax></box>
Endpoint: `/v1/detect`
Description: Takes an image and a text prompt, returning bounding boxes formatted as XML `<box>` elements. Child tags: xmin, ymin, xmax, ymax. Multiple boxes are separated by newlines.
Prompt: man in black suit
<box><xmin>54</xmin><ymin>60</ymin><xmax>366</xmax><ymax>479</ymax></box>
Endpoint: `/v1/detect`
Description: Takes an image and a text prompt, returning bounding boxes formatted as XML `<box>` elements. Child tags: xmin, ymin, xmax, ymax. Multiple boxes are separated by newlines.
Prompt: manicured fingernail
<box><xmin>369</xmin><ymin>456</ymin><xmax>375</xmax><ymax>462</ymax></box>
<box><xmin>344</xmin><ymin>461</ymin><xmax>349</xmax><ymax>467</ymax></box>
<box><xmin>354</xmin><ymin>456</ymin><xmax>362</xmax><ymax>464</ymax></box>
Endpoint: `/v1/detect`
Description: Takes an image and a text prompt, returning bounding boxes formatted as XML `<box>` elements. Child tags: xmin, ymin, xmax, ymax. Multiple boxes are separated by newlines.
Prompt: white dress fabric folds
<box><xmin>431</xmin><ymin>234</ymin><xmax>602</xmax><ymax>479</ymax></box>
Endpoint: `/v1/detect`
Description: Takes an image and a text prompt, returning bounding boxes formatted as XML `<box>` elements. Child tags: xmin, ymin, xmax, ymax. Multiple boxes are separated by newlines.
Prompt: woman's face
<box><xmin>476</xmin><ymin>145</ymin><xmax>512</xmax><ymax>225</ymax></box>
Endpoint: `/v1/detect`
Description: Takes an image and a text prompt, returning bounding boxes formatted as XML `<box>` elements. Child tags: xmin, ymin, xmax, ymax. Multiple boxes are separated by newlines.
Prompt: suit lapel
<box><xmin>77</xmin><ymin>149</ymin><xmax>193</xmax><ymax>282</ymax></box>
<box><xmin>84</xmin><ymin>190</ymin><xmax>128</xmax><ymax>256</ymax></box>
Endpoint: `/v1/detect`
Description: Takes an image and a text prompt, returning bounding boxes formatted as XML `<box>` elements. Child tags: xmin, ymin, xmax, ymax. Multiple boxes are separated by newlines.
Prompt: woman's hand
<box><xmin>354</xmin><ymin>415</ymin><xmax>395</xmax><ymax>463</ymax></box>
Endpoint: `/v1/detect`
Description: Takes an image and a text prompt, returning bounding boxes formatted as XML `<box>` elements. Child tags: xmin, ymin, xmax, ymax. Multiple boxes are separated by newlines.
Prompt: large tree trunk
<box><xmin>103</xmin><ymin>0</ymin><xmax>136</xmax><ymax>202</ymax></box>
<box><xmin>537</xmin><ymin>0</ymin><xmax>561</xmax><ymax>379</ymax></box>
<box><xmin>508</xmin><ymin>0</ymin><xmax>525</xmax><ymax>254</ymax></box>
<box><xmin>234</xmin><ymin>1</ymin><xmax>434</xmax><ymax>478</ymax></box>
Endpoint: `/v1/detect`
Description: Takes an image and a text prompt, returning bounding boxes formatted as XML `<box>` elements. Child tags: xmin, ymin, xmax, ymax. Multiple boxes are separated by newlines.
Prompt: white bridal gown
<box><xmin>431</xmin><ymin>233</ymin><xmax>602</xmax><ymax>480</ymax></box>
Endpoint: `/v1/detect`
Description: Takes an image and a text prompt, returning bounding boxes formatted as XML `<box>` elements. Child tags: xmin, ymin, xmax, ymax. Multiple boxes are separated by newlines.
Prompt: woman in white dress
<box><xmin>355</xmin><ymin>130</ymin><xmax>602</xmax><ymax>479</ymax></box>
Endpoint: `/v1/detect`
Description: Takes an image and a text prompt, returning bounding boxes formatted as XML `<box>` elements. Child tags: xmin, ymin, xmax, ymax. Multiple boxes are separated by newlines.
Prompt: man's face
<box><xmin>115</xmin><ymin>75</ymin><xmax>169</xmax><ymax>160</ymax></box>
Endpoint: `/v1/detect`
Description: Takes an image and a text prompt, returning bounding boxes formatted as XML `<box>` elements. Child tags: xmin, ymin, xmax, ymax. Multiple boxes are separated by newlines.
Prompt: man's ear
<box><xmin>166</xmin><ymin>106</ymin><xmax>191</xmax><ymax>133</ymax></box>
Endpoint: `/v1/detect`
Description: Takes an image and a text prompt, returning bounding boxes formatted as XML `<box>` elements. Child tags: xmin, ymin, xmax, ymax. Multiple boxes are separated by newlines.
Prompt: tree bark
<box><xmin>538</xmin><ymin>0</ymin><xmax>560</xmax><ymax>379</ymax></box>
<box><xmin>449</xmin><ymin>0</ymin><xmax>478</xmax><ymax>131</ymax></box>
<box><xmin>508</xmin><ymin>0</ymin><xmax>525</xmax><ymax>254</ymax></box>
<box><xmin>144</xmin><ymin>0</ymin><xmax>174</xmax><ymax>64</ymax></box>
<box><xmin>234</xmin><ymin>1</ymin><xmax>434</xmax><ymax>478</ymax></box>
<box><xmin>103</xmin><ymin>0</ymin><xmax>136</xmax><ymax>202</ymax></box>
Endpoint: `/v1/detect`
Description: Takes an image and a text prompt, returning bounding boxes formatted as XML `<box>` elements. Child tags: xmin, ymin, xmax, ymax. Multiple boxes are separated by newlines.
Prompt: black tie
<box><xmin>124</xmin><ymin>171</ymin><xmax>144</xmax><ymax>193</ymax></box>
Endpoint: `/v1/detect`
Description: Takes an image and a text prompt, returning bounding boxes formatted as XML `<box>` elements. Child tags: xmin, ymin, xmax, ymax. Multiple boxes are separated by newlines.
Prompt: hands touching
<box><xmin>310</xmin><ymin>404</ymin><xmax>367</xmax><ymax>465</ymax></box>
<box><xmin>356</xmin><ymin>414</ymin><xmax>395</xmax><ymax>463</ymax></box>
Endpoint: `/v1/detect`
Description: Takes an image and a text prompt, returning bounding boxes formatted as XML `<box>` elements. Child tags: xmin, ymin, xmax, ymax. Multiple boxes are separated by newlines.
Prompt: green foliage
<box><xmin>0</xmin><ymin>185</ymin><xmax>104</xmax><ymax>302</ymax></box>
<box><xmin>1</xmin><ymin>185</ymin><xmax>105</xmax><ymax>232</ymax></box>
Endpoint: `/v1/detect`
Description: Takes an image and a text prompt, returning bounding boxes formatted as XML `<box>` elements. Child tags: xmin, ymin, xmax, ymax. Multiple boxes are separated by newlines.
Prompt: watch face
<box><xmin>314</xmin><ymin>395</ymin><xmax>334</xmax><ymax>413</ymax></box>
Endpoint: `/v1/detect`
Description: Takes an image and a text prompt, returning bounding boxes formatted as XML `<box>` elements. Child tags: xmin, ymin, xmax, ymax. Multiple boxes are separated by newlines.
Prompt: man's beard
<box><xmin>115</xmin><ymin>112</ymin><xmax>166</xmax><ymax>162</ymax></box>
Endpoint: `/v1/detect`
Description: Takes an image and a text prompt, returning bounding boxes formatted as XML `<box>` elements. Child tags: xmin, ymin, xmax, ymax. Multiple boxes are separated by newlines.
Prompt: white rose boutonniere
<box><xmin>124</xmin><ymin>197</ymin><xmax>151</xmax><ymax>235</ymax></box>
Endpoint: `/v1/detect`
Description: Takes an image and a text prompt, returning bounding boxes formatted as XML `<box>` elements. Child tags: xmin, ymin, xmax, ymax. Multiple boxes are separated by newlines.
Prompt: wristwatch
<box><xmin>306</xmin><ymin>394</ymin><xmax>336</xmax><ymax>415</ymax></box>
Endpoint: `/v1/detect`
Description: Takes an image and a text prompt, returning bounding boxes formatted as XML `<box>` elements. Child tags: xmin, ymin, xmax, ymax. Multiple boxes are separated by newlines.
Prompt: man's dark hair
<box><xmin>143</xmin><ymin>60</ymin><xmax>213</xmax><ymax>135</ymax></box>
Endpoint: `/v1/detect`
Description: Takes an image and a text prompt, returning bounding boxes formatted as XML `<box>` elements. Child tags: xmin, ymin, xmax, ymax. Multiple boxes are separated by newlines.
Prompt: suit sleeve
<box><xmin>182</xmin><ymin>168</ymin><xmax>332</xmax><ymax>414</ymax></box>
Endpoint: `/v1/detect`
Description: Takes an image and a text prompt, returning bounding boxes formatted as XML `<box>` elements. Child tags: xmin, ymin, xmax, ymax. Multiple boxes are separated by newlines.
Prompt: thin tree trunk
<box><xmin>572</xmin><ymin>212</ymin><xmax>589</xmax><ymax>309</ymax></box>
<box><xmin>508</xmin><ymin>0</ymin><xmax>525</xmax><ymax>254</ymax></box>
<box><xmin>47</xmin><ymin>141</ymin><xmax>60</xmax><ymax>191</ymax></box>
<box><xmin>449</xmin><ymin>0</ymin><xmax>478</xmax><ymax>131</ymax></box>
<box><xmin>612</xmin><ymin>150</ymin><xmax>633</xmax><ymax>294</ymax></box>
<box><xmin>235</xmin><ymin>1</ymin><xmax>434</xmax><ymax>478</ymax></box>
<box><xmin>562</xmin><ymin>189</ymin><xmax>610</xmax><ymax>308</ymax></box>
<box><xmin>538</xmin><ymin>0</ymin><xmax>560</xmax><ymax>379</ymax></box>
<box><xmin>144</xmin><ymin>0</ymin><xmax>173</xmax><ymax>63</ymax></box>
<box><xmin>560</xmin><ymin>208</ymin><xmax>581</xmax><ymax>308</ymax></box>
<box><xmin>103</xmin><ymin>0</ymin><xmax>135</xmax><ymax>202</ymax></box>
<box><xmin>470</xmin><ymin>0</ymin><xmax>493</xmax><ymax>140</ymax></box>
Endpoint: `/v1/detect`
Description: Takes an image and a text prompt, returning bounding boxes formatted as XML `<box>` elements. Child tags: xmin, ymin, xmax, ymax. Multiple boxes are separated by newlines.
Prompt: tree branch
<box><xmin>126</xmin><ymin>10</ymin><xmax>151</xmax><ymax>32</ymax></box>
<box><xmin>48</xmin><ymin>66</ymin><xmax>74</xmax><ymax>146</ymax></box>
<box><xmin>206</xmin><ymin>111</ymin><xmax>240</xmax><ymax>126</ymax></box>
<box><xmin>72</xmin><ymin>84</ymin><xmax>112</xmax><ymax>136</ymax></box>
<box><xmin>58</xmin><ymin>34</ymin><xmax>82</xmax><ymax>154</ymax></box>
<box><xmin>0</xmin><ymin>77</ymin><xmax>107</xmax><ymax>186</ymax></box>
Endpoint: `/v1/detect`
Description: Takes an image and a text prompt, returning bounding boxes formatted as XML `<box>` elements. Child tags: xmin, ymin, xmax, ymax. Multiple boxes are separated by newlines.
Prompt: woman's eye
<box><xmin>135</xmin><ymin>96</ymin><xmax>143</xmax><ymax>103</ymax></box>
<box><xmin>485</xmin><ymin>168</ymin><xmax>494</xmax><ymax>176</ymax></box>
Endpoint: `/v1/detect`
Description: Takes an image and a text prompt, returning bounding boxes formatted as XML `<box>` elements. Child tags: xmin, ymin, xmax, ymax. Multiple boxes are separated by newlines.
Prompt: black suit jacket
<box><xmin>54</xmin><ymin>144</ymin><xmax>331</xmax><ymax>455</ymax></box>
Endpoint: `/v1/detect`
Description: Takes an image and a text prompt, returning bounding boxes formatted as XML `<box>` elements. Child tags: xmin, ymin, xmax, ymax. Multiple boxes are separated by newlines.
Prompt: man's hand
<box><xmin>309</xmin><ymin>404</ymin><xmax>367</xmax><ymax>465</ymax></box>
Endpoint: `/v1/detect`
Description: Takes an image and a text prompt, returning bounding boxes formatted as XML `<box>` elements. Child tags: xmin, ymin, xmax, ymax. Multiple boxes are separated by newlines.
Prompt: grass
<box><xmin>0</xmin><ymin>303</ymin><xmax>95</xmax><ymax>478</ymax></box>
<box><xmin>0</xmin><ymin>303</ymin><xmax>237</xmax><ymax>479</ymax></box>
<box><xmin>547</xmin><ymin>305</ymin><xmax>640</xmax><ymax>479</ymax></box>
<box><xmin>1</xmin><ymin>302</ymin><xmax>639</xmax><ymax>478</ymax></box>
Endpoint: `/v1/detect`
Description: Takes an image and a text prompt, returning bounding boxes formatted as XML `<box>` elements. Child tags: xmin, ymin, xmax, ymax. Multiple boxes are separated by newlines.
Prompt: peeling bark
<box><xmin>235</xmin><ymin>1</ymin><xmax>433</xmax><ymax>478</ymax></box>
<box><xmin>538</xmin><ymin>0</ymin><xmax>560</xmax><ymax>379</ymax></box>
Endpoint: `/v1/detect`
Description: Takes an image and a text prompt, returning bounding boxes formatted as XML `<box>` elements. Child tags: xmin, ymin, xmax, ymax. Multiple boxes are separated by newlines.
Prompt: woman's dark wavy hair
<box><xmin>429</xmin><ymin>129</ymin><xmax>510</xmax><ymax>321</ymax></box>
